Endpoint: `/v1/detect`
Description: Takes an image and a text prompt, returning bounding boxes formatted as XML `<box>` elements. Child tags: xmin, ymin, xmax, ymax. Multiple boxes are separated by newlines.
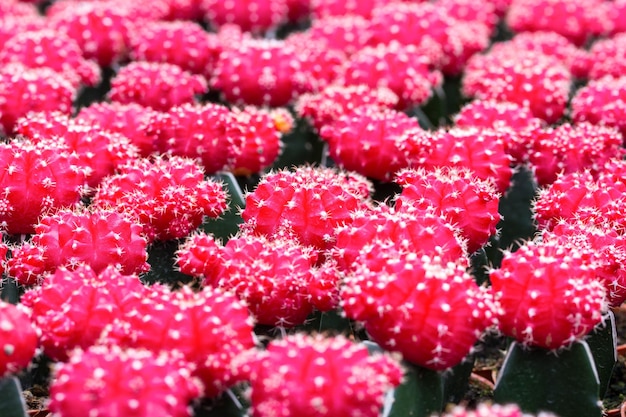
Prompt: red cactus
<box><xmin>109</xmin><ymin>62</ymin><xmax>207</xmax><ymax>112</ymax></box>
<box><xmin>395</xmin><ymin>167</ymin><xmax>501</xmax><ymax>254</ymax></box>
<box><xmin>435</xmin><ymin>0</ymin><xmax>498</xmax><ymax>32</ymax></box>
<box><xmin>225</xmin><ymin>107</ymin><xmax>283</xmax><ymax>176</ymax></box>
<box><xmin>303</xmin><ymin>15</ymin><xmax>372</xmax><ymax>57</ymax></box>
<box><xmin>128</xmin><ymin>20</ymin><xmax>222</xmax><ymax>80</ymax></box>
<box><xmin>0</xmin><ymin>15</ymin><xmax>45</xmax><ymax>53</ymax></box>
<box><xmin>149</xmin><ymin>103</ymin><xmax>231</xmax><ymax>174</ymax></box>
<box><xmin>506</xmin><ymin>0</ymin><xmax>608</xmax><ymax>46</ymax></box>
<box><xmin>48</xmin><ymin>346</ymin><xmax>202</xmax><ymax>417</ymax></box>
<box><xmin>571</xmin><ymin>75</ymin><xmax>626</xmax><ymax>139</ymax></box>
<box><xmin>526</xmin><ymin>123</ymin><xmax>625</xmax><ymax>186</ymax></box>
<box><xmin>587</xmin><ymin>34</ymin><xmax>626</xmax><ymax>81</ymax></box>
<box><xmin>176</xmin><ymin>232</ymin><xmax>224</xmax><ymax>285</ymax></box>
<box><xmin>0</xmin><ymin>64</ymin><xmax>77</xmax><ymax>135</ymax></box>
<box><xmin>320</xmin><ymin>106</ymin><xmax>422</xmax><ymax>181</ymax></box>
<box><xmin>490</xmin><ymin>239</ymin><xmax>606</xmax><ymax>350</ymax></box>
<box><xmin>241</xmin><ymin>166</ymin><xmax>371</xmax><ymax>250</ymax></box>
<box><xmin>92</xmin><ymin>156</ymin><xmax>227</xmax><ymax>243</ymax></box>
<box><xmin>463</xmin><ymin>49</ymin><xmax>571</xmax><ymax>124</ymax></box>
<box><xmin>200</xmin><ymin>0</ymin><xmax>289</xmax><ymax>34</ymax></box>
<box><xmin>310</xmin><ymin>0</ymin><xmax>387</xmax><ymax>19</ymax></box>
<box><xmin>335</xmin><ymin>41</ymin><xmax>442</xmax><ymax>110</ymax></box>
<box><xmin>246</xmin><ymin>333</ymin><xmax>403</xmax><ymax>417</ymax></box>
<box><xmin>161</xmin><ymin>0</ymin><xmax>204</xmax><ymax>20</ymax></box>
<box><xmin>8</xmin><ymin>207</ymin><xmax>149</xmax><ymax>280</ymax></box>
<box><xmin>295</xmin><ymin>84</ymin><xmax>398</xmax><ymax>132</ymax></box>
<box><xmin>0</xmin><ymin>301</ymin><xmax>38</xmax><ymax>377</ymax></box>
<box><xmin>332</xmin><ymin>203</ymin><xmax>467</xmax><ymax>272</ymax></box>
<box><xmin>211</xmin><ymin>38</ymin><xmax>306</xmax><ymax>107</ymax></box>
<box><xmin>0</xmin><ymin>29</ymin><xmax>100</xmax><ymax>88</ymax></box>
<box><xmin>76</xmin><ymin>102</ymin><xmax>161</xmax><ymax>158</ymax></box>
<box><xmin>342</xmin><ymin>240</ymin><xmax>491</xmax><ymax>370</ymax></box>
<box><xmin>15</xmin><ymin>111</ymin><xmax>140</xmax><ymax>188</ymax></box>
<box><xmin>0</xmin><ymin>138</ymin><xmax>88</xmax><ymax>235</ymax></box>
<box><xmin>102</xmin><ymin>285</ymin><xmax>256</xmax><ymax>398</ymax></box>
<box><xmin>21</xmin><ymin>264</ymin><xmax>148</xmax><ymax>360</ymax></box>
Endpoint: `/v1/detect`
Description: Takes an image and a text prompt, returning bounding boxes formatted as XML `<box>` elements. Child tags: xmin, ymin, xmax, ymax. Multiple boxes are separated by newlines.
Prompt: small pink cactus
<box><xmin>310</xmin><ymin>0</ymin><xmax>386</xmax><ymax>19</ymax></box>
<box><xmin>128</xmin><ymin>20</ymin><xmax>221</xmax><ymax>79</ymax></box>
<box><xmin>109</xmin><ymin>62</ymin><xmax>207</xmax><ymax>112</ymax></box>
<box><xmin>296</xmin><ymin>84</ymin><xmax>398</xmax><ymax>132</ymax></box>
<box><xmin>0</xmin><ymin>300</ymin><xmax>38</xmax><ymax>377</ymax></box>
<box><xmin>0</xmin><ymin>64</ymin><xmax>76</xmax><ymax>135</ymax></box>
<box><xmin>8</xmin><ymin>207</ymin><xmax>149</xmax><ymax>281</ymax></box>
<box><xmin>0</xmin><ymin>29</ymin><xmax>100</xmax><ymax>88</ymax></box>
<box><xmin>48</xmin><ymin>345</ymin><xmax>203</xmax><ymax>417</ymax></box>
<box><xmin>490</xmin><ymin>239</ymin><xmax>606</xmax><ymax>350</ymax></box>
<box><xmin>571</xmin><ymin>75</ymin><xmax>626</xmax><ymax>139</ymax></box>
<box><xmin>211</xmin><ymin>38</ymin><xmax>307</xmax><ymax>107</ymax></box>
<box><xmin>201</xmin><ymin>0</ymin><xmax>289</xmax><ymax>34</ymax></box>
<box><xmin>241</xmin><ymin>166</ymin><xmax>372</xmax><ymax>251</ymax></box>
<box><xmin>342</xmin><ymin>240</ymin><xmax>492</xmax><ymax>370</ymax></box>
<box><xmin>246</xmin><ymin>333</ymin><xmax>403</xmax><ymax>417</ymax></box>
<box><xmin>102</xmin><ymin>285</ymin><xmax>256</xmax><ymax>398</ymax></box>
<box><xmin>21</xmin><ymin>264</ymin><xmax>148</xmax><ymax>361</ymax></box>
<box><xmin>442</xmin><ymin>402</ymin><xmax>557</xmax><ymax>417</ymax></box>
<box><xmin>302</xmin><ymin>15</ymin><xmax>372</xmax><ymax>57</ymax></box>
<box><xmin>587</xmin><ymin>33</ymin><xmax>626</xmax><ymax>80</ymax></box>
<box><xmin>92</xmin><ymin>156</ymin><xmax>227</xmax><ymax>243</ymax></box>
<box><xmin>395</xmin><ymin>167</ymin><xmax>501</xmax><ymax>254</ymax></box>
<box><xmin>332</xmin><ymin>202</ymin><xmax>467</xmax><ymax>272</ymax></box>
<box><xmin>0</xmin><ymin>138</ymin><xmax>88</xmax><ymax>235</ymax></box>
<box><xmin>319</xmin><ymin>106</ymin><xmax>422</xmax><ymax>181</ymax></box>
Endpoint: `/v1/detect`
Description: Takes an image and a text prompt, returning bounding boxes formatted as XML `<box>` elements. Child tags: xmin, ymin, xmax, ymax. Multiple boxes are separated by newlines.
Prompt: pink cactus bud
<box><xmin>21</xmin><ymin>264</ymin><xmax>148</xmax><ymax>360</ymax></box>
<box><xmin>342</xmin><ymin>241</ymin><xmax>491</xmax><ymax>370</ymax></box>
<box><xmin>395</xmin><ymin>167</ymin><xmax>501</xmax><ymax>254</ymax></box>
<box><xmin>319</xmin><ymin>106</ymin><xmax>423</xmax><ymax>181</ymax></box>
<box><xmin>7</xmin><ymin>243</ymin><xmax>48</xmax><ymax>286</ymax></box>
<box><xmin>211</xmin><ymin>38</ymin><xmax>306</xmax><ymax>107</ymax></box>
<box><xmin>332</xmin><ymin>203</ymin><xmax>468</xmax><ymax>272</ymax></box>
<box><xmin>201</xmin><ymin>0</ymin><xmax>289</xmax><ymax>34</ymax></box>
<box><xmin>93</xmin><ymin>156</ymin><xmax>227</xmax><ymax>243</ymax></box>
<box><xmin>0</xmin><ymin>138</ymin><xmax>88</xmax><ymax>235</ymax></box>
<box><xmin>335</xmin><ymin>41</ymin><xmax>442</xmax><ymax>110</ymax></box>
<box><xmin>10</xmin><ymin>207</ymin><xmax>149</xmax><ymax>279</ymax></box>
<box><xmin>225</xmin><ymin>106</ymin><xmax>283</xmax><ymax>176</ymax></box>
<box><xmin>176</xmin><ymin>232</ymin><xmax>224</xmax><ymax>285</ymax></box>
<box><xmin>506</xmin><ymin>0</ymin><xmax>608</xmax><ymax>46</ymax></box>
<box><xmin>76</xmin><ymin>102</ymin><xmax>162</xmax><ymax>157</ymax></box>
<box><xmin>490</xmin><ymin>239</ymin><xmax>606</xmax><ymax>350</ymax></box>
<box><xmin>102</xmin><ymin>285</ymin><xmax>256</xmax><ymax>397</ymax></box>
<box><xmin>296</xmin><ymin>84</ymin><xmax>398</xmax><ymax>132</ymax></box>
<box><xmin>49</xmin><ymin>346</ymin><xmax>202</xmax><ymax>417</ymax></box>
<box><xmin>442</xmin><ymin>402</ymin><xmax>558</xmax><ymax>417</ymax></box>
<box><xmin>128</xmin><ymin>20</ymin><xmax>221</xmax><ymax>80</ymax></box>
<box><xmin>463</xmin><ymin>49</ymin><xmax>571</xmax><ymax>124</ymax></box>
<box><xmin>15</xmin><ymin>111</ymin><xmax>140</xmax><ymax>188</ymax></box>
<box><xmin>109</xmin><ymin>62</ymin><xmax>207</xmax><ymax>111</ymax></box>
<box><xmin>571</xmin><ymin>75</ymin><xmax>626</xmax><ymax>139</ymax></box>
<box><xmin>241</xmin><ymin>166</ymin><xmax>372</xmax><ymax>250</ymax></box>
<box><xmin>246</xmin><ymin>333</ymin><xmax>403</xmax><ymax>417</ymax></box>
<box><xmin>0</xmin><ymin>301</ymin><xmax>38</xmax><ymax>377</ymax></box>
<box><xmin>0</xmin><ymin>64</ymin><xmax>76</xmax><ymax>135</ymax></box>
<box><xmin>0</xmin><ymin>29</ymin><xmax>100</xmax><ymax>88</ymax></box>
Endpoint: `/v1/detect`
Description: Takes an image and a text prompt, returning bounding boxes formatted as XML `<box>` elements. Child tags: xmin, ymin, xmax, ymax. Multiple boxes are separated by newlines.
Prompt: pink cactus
<box><xmin>587</xmin><ymin>34</ymin><xmax>626</xmax><ymax>80</ymax></box>
<box><xmin>571</xmin><ymin>75</ymin><xmax>626</xmax><ymax>138</ymax></box>
<box><xmin>302</xmin><ymin>15</ymin><xmax>372</xmax><ymax>57</ymax></box>
<box><xmin>8</xmin><ymin>207</ymin><xmax>149</xmax><ymax>281</ymax></box>
<box><xmin>109</xmin><ymin>62</ymin><xmax>207</xmax><ymax>112</ymax></box>
<box><xmin>0</xmin><ymin>64</ymin><xmax>76</xmax><ymax>135</ymax></box>
<box><xmin>21</xmin><ymin>264</ymin><xmax>148</xmax><ymax>360</ymax></box>
<box><xmin>241</xmin><ymin>166</ymin><xmax>371</xmax><ymax>250</ymax></box>
<box><xmin>92</xmin><ymin>156</ymin><xmax>227</xmax><ymax>243</ymax></box>
<box><xmin>48</xmin><ymin>345</ymin><xmax>203</xmax><ymax>417</ymax></box>
<box><xmin>211</xmin><ymin>38</ymin><xmax>306</xmax><ymax>107</ymax></box>
<box><xmin>128</xmin><ymin>20</ymin><xmax>221</xmax><ymax>80</ymax></box>
<box><xmin>0</xmin><ymin>300</ymin><xmax>38</xmax><ymax>377</ymax></box>
<box><xmin>319</xmin><ymin>106</ymin><xmax>423</xmax><ymax>181</ymax></box>
<box><xmin>442</xmin><ymin>403</ymin><xmax>557</xmax><ymax>417</ymax></box>
<box><xmin>342</xmin><ymin>240</ymin><xmax>491</xmax><ymax>370</ymax></box>
<box><xmin>102</xmin><ymin>285</ymin><xmax>256</xmax><ymax>397</ymax></box>
<box><xmin>0</xmin><ymin>29</ymin><xmax>100</xmax><ymax>88</ymax></box>
<box><xmin>463</xmin><ymin>49</ymin><xmax>571</xmax><ymax>124</ymax></box>
<box><xmin>200</xmin><ymin>0</ymin><xmax>289</xmax><ymax>34</ymax></box>
<box><xmin>0</xmin><ymin>138</ymin><xmax>88</xmax><ymax>235</ymax></box>
<box><xmin>246</xmin><ymin>333</ymin><xmax>403</xmax><ymax>417</ymax></box>
<box><xmin>395</xmin><ymin>167</ymin><xmax>501</xmax><ymax>254</ymax></box>
<box><xmin>490</xmin><ymin>239</ymin><xmax>606</xmax><ymax>350</ymax></box>
<box><xmin>310</xmin><ymin>0</ymin><xmax>387</xmax><ymax>19</ymax></box>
